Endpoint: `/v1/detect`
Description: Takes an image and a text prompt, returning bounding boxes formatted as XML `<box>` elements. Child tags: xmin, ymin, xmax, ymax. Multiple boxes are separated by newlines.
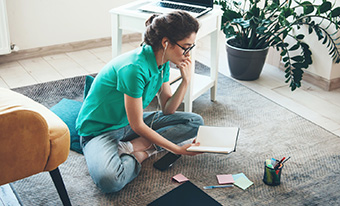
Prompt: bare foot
<box><xmin>132</xmin><ymin>151</ymin><xmax>148</xmax><ymax>163</ymax></box>
<box><xmin>130</xmin><ymin>137</ymin><xmax>153</xmax><ymax>152</ymax></box>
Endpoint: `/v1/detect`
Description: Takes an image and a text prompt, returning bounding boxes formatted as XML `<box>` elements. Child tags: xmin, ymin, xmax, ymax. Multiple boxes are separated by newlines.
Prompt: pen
<box><xmin>203</xmin><ymin>185</ymin><xmax>234</xmax><ymax>189</ymax></box>
<box><xmin>275</xmin><ymin>164</ymin><xmax>282</xmax><ymax>174</ymax></box>
<box><xmin>282</xmin><ymin>156</ymin><xmax>291</xmax><ymax>164</ymax></box>
<box><xmin>274</xmin><ymin>157</ymin><xmax>285</xmax><ymax>169</ymax></box>
<box><xmin>271</xmin><ymin>158</ymin><xmax>277</xmax><ymax>165</ymax></box>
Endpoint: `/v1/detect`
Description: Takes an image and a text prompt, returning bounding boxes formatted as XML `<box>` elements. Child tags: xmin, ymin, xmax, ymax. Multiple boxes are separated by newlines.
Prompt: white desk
<box><xmin>110</xmin><ymin>1</ymin><xmax>222</xmax><ymax>112</ymax></box>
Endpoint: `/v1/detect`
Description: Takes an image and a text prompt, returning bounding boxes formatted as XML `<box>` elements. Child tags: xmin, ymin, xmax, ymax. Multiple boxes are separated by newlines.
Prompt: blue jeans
<box><xmin>80</xmin><ymin>111</ymin><xmax>204</xmax><ymax>193</ymax></box>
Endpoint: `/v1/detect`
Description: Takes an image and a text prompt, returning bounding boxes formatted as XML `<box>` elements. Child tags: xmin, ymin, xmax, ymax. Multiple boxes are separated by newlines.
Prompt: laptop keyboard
<box><xmin>157</xmin><ymin>2</ymin><xmax>205</xmax><ymax>13</ymax></box>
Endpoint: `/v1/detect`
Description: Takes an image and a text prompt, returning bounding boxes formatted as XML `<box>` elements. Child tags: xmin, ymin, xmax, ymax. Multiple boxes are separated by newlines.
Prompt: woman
<box><xmin>76</xmin><ymin>11</ymin><xmax>203</xmax><ymax>193</ymax></box>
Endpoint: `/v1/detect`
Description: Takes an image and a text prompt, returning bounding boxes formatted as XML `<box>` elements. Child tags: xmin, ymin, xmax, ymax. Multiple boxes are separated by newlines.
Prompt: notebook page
<box><xmin>196</xmin><ymin>126</ymin><xmax>239</xmax><ymax>148</ymax></box>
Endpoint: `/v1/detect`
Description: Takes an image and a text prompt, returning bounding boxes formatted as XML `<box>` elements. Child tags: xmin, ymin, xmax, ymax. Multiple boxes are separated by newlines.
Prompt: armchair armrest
<box><xmin>0</xmin><ymin>88</ymin><xmax>70</xmax><ymax>185</ymax></box>
<box><xmin>0</xmin><ymin>108</ymin><xmax>50</xmax><ymax>184</ymax></box>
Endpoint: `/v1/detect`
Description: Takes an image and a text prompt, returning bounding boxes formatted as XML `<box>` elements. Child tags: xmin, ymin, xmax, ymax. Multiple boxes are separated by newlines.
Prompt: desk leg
<box><xmin>210</xmin><ymin>29</ymin><xmax>220</xmax><ymax>102</ymax></box>
<box><xmin>111</xmin><ymin>13</ymin><xmax>122</xmax><ymax>58</ymax></box>
<box><xmin>183</xmin><ymin>51</ymin><xmax>196</xmax><ymax>112</ymax></box>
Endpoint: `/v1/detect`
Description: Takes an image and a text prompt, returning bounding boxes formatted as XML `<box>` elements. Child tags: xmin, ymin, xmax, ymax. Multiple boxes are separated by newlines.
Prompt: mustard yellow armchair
<box><xmin>0</xmin><ymin>87</ymin><xmax>72</xmax><ymax>206</ymax></box>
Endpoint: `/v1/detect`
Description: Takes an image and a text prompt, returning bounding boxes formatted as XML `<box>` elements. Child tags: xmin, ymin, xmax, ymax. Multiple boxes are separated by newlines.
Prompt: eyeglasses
<box><xmin>175</xmin><ymin>42</ymin><xmax>196</xmax><ymax>55</ymax></box>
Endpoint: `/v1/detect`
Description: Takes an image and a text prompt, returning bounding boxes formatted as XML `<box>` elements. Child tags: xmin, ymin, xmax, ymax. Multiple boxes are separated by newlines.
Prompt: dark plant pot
<box><xmin>226</xmin><ymin>38</ymin><xmax>269</xmax><ymax>81</ymax></box>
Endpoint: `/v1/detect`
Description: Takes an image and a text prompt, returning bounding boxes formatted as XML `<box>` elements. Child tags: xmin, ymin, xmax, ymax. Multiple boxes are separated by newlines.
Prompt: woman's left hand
<box><xmin>174</xmin><ymin>142</ymin><xmax>202</xmax><ymax>156</ymax></box>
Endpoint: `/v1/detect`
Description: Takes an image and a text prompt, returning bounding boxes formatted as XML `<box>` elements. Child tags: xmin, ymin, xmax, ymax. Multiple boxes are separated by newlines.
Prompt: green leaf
<box><xmin>290</xmin><ymin>82</ymin><xmax>297</xmax><ymax>91</ymax></box>
<box><xmin>322</xmin><ymin>35</ymin><xmax>328</xmax><ymax>44</ymax></box>
<box><xmin>314</xmin><ymin>26</ymin><xmax>324</xmax><ymax>40</ymax></box>
<box><xmin>331</xmin><ymin>7</ymin><xmax>340</xmax><ymax>17</ymax></box>
<box><xmin>293</xmin><ymin>62</ymin><xmax>309</xmax><ymax>69</ymax></box>
<box><xmin>248</xmin><ymin>6</ymin><xmax>260</xmax><ymax>18</ymax></box>
<box><xmin>301</xmin><ymin>1</ymin><xmax>314</xmax><ymax>14</ymax></box>
<box><xmin>308</xmin><ymin>26</ymin><xmax>313</xmax><ymax>34</ymax></box>
<box><xmin>319</xmin><ymin>1</ymin><xmax>332</xmax><ymax>14</ymax></box>
<box><xmin>296</xmin><ymin>34</ymin><xmax>304</xmax><ymax>40</ymax></box>
<box><xmin>305</xmin><ymin>57</ymin><xmax>313</xmax><ymax>65</ymax></box>
<box><xmin>223</xmin><ymin>23</ymin><xmax>237</xmax><ymax>38</ymax></box>
<box><xmin>300</xmin><ymin>42</ymin><xmax>310</xmax><ymax>50</ymax></box>
<box><xmin>283</xmin><ymin>57</ymin><xmax>289</xmax><ymax>62</ymax></box>
<box><xmin>281</xmin><ymin>7</ymin><xmax>293</xmax><ymax>18</ymax></box>
<box><xmin>282</xmin><ymin>30</ymin><xmax>289</xmax><ymax>39</ymax></box>
<box><xmin>293</xmin><ymin>68</ymin><xmax>304</xmax><ymax>77</ymax></box>
<box><xmin>289</xmin><ymin>43</ymin><xmax>300</xmax><ymax>51</ymax></box>
<box><xmin>301</xmin><ymin>62</ymin><xmax>310</xmax><ymax>69</ymax></box>
<box><xmin>291</xmin><ymin>56</ymin><xmax>304</xmax><ymax>62</ymax></box>
<box><xmin>272</xmin><ymin>36</ymin><xmax>281</xmax><ymax>44</ymax></box>
<box><xmin>281</xmin><ymin>50</ymin><xmax>287</xmax><ymax>56</ymax></box>
<box><xmin>256</xmin><ymin>26</ymin><xmax>267</xmax><ymax>34</ymax></box>
<box><xmin>292</xmin><ymin>63</ymin><xmax>302</xmax><ymax>69</ymax></box>
<box><xmin>224</xmin><ymin>10</ymin><xmax>242</xmax><ymax>21</ymax></box>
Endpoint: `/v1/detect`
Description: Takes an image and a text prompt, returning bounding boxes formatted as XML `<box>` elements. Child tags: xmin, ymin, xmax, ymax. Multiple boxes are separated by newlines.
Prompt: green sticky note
<box><xmin>232</xmin><ymin>173</ymin><xmax>246</xmax><ymax>181</ymax></box>
<box><xmin>234</xmin><ymin>176</ymin><xmax>253</xmax><ymax>190</ymax></box>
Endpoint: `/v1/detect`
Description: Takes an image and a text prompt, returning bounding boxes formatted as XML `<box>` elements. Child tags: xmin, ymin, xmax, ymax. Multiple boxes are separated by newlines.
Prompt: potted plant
<box><xmin>215</xmin><ymin>0</ymin><xmax>340</xmax><ymax>90</ymax></box>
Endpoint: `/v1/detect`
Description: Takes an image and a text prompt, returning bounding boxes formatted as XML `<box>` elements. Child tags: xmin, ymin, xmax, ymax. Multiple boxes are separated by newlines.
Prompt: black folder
<box><xmin>147</xmin><ymin>181</ymin><xmax>222</xmax><ymax>206</ymax></box>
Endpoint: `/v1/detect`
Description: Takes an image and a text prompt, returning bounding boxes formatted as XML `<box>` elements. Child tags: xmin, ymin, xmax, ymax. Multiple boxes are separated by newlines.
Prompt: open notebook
<box><xmin>187</xmin><ymin>126</ymin><xmax>240</xmax><ymax>154</ymax></box>
<box><xmin>138</xmin><ymin>0</ymin><xmax>213</xmax><ymax>18</ymax></box>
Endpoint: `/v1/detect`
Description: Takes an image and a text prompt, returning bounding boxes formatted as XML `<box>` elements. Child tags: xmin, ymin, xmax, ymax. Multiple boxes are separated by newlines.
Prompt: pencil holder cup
<box><xmin>263</xmin><ymin>162</ymin><xmax>283</xmax><ymax>186</ymax></box>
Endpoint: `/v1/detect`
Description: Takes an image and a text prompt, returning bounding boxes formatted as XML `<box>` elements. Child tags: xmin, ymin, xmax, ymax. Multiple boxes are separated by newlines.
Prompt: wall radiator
<box><xmin>0</xmin><ymin>0</ymin><xmax>11</xmax><ymax>55</ymax></box>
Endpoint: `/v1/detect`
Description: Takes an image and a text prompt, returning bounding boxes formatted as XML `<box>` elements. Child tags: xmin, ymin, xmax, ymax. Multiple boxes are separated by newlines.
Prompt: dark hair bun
<box><xmin>144</xmin><ymin>11</ymin><xmax>199</xmax><ymax>51</ymax></box>
<box><xmin>145</xmin><ymin>14</ymin><xmax>160</xmax><ymax>27</ymax></box>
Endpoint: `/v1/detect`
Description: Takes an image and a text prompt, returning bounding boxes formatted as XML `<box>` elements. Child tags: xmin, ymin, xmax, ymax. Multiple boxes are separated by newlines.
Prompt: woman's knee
<box><xmin>188</xmin><ymin>113</ymin><xmax>204</xmax><ymax>127</ymax></box>
<box><xmin>89</xmin><ymin>154</ymin><xmax>140</xmax><ymax>193</ymax></box>
<box><xmin>93</xmin><ymin>172</ymin><xmax>126</xmax><ymax>193</ymax></box>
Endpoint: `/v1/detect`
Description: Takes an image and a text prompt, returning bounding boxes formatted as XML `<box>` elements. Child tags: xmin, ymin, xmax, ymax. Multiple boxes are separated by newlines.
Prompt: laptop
<box><xmin>139</xmin><ymin>0</ymin><xmax>213</xmax><ymax>18</ymax></box>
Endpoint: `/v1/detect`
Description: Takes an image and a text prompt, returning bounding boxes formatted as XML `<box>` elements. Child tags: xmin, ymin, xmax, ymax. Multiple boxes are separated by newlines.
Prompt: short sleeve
<box><xmin>116</xmin><ymin>65</ymin><xmax>146</xmax><ymax>98</ymax></box>
<box><xmin>162</xmin><ymin>62</ymin><xmax>170</xmax><ymax>83</ymax></box>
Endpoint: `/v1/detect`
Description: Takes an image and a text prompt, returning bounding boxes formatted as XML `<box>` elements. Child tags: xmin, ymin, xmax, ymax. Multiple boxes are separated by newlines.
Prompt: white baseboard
<box><xmin>0</xmin><ymin>33</ymin><xmax>142</xmax><ymax>64</ymax></box>
<box><xmin>279</xmin><ymin>62</ymin><xmax>340</xmax><ymax>91</ymax></box>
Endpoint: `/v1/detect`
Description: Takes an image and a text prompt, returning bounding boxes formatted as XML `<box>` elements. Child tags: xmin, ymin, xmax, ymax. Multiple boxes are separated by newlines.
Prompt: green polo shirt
<box><xmin>76</xmin><ymin>45</ymin><xmax>170</xmax><ymax>137</ymax></box>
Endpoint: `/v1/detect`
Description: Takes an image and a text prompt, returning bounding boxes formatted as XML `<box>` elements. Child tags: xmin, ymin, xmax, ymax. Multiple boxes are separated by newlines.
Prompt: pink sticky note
<box><xmin>217</xmin><ymin>174</ymin><xmax>235</xmax><ymax>184</ymax></box>
<box><xmin>172</xmin><ymin>173</ymin><xmax>189</xmax><ymax>183</ymax></box>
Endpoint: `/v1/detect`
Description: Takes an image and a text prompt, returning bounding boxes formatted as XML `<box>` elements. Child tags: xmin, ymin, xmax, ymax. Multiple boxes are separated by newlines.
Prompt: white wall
<box><xmin>6</xmin><ymin>0</ymin><xmax>136</xmax><ymax>50</ymax></box>
<box><xmin>5</xmin><ymin>0</ymin><xmax>340</xmax><ymax>81</ymax></box>
<box><xmin>303</xmin><ymin>0</ymin><xmax>340</xmax><ymax>80</ymax></box>
<box><xmin>288</xmin><ymin>0</ymin><xmax>340</xmax><ymax>80</ymax></box>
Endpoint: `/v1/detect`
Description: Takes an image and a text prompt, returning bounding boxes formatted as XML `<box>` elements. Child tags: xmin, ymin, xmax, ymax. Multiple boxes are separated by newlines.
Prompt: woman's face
<box><xmin>167</xmin><ymin>32</ymin><xmax>197</xmax><ymax>65</ymax></box>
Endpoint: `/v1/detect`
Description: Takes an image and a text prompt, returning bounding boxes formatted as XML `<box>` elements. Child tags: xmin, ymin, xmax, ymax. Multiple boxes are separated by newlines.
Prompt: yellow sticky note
<box><xmin>234</xmin><ymin>176</ymin><xmax>253</xmax><ymax>190</ymax></box>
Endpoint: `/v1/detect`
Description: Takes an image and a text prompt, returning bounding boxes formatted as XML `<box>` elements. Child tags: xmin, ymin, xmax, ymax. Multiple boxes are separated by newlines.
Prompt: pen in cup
<box><xmin>282</xmin><ymin>156</ymin><xmax>291</xmax><ymax>164</ymax></box>
<box><xmin>274</xmin><ymin>157</ymin><xmax>285</xmax><ymax>169</ymax></box>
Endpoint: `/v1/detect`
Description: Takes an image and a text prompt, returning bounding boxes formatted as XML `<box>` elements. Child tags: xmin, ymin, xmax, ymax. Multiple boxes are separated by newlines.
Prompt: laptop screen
<box><xmin>166</xmin><ymin>0</ymin><xmax>213</xmax><ymax>8</ymax></box>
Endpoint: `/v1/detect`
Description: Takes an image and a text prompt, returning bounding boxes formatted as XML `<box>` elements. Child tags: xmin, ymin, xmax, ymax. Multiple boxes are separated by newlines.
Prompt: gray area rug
<box><xmin>11</xmin><ymin>62</ymin><xmax>340</xmax><ymax>206</ymax></box>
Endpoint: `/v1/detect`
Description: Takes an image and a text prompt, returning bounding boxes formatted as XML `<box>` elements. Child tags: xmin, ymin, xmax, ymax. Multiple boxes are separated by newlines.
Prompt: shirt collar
<box><xmin>143</xmin><ymin>44</ymin><xmax>167</xmax><ymax>75</ymax></box>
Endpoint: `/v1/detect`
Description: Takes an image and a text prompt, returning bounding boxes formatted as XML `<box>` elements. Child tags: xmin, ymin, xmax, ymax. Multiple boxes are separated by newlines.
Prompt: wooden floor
<box><xmin>0</xmin><ymin>36</ymin><xmax>339</xmax><ymax>137</ymax></box>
